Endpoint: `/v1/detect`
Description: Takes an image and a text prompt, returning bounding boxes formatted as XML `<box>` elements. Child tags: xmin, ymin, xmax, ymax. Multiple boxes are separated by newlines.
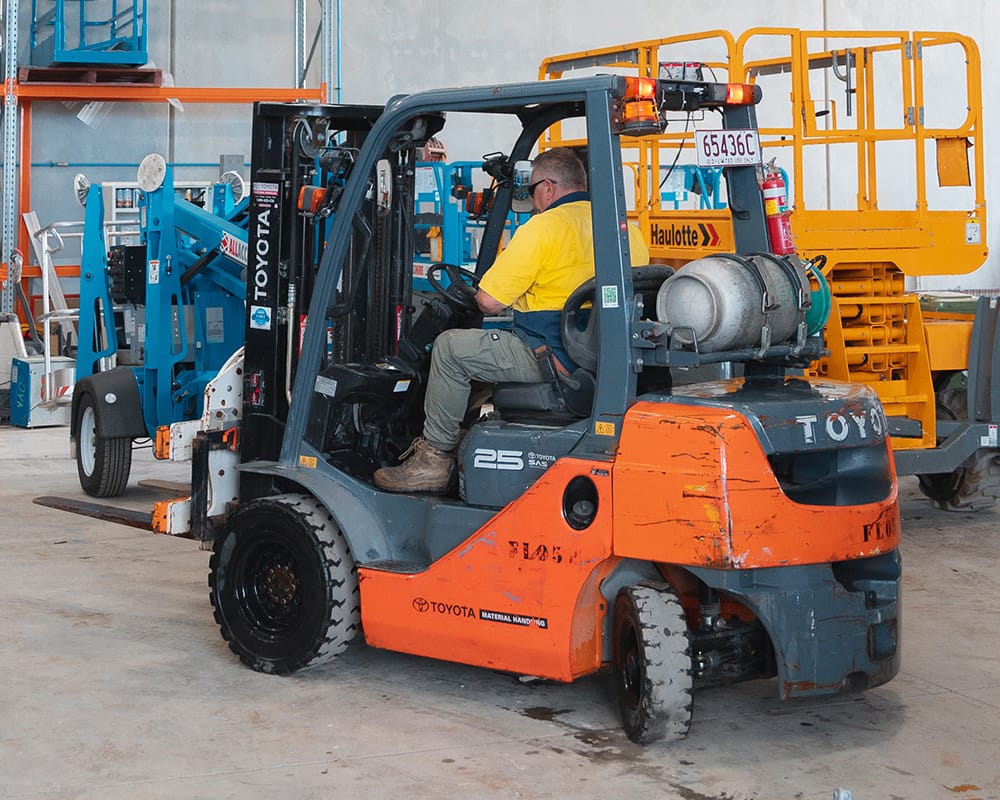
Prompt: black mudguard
<box><xmin>71</xmin><ymin>367</ymin><xmax>148</xmax><ymax>440</ymax></box>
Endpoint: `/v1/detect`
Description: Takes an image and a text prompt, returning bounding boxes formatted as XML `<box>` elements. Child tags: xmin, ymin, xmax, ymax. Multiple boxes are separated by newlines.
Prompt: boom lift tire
<box><xmin>613</xmin><ymin>584</ymin><xmax>694</xmax><ymax>744</ymax></box>
<box><xmin>209</xmin><ymin>493</ymin><xmax>361</xmax><ymax>674</ymax></box>
<box><xmin>75</xmin><ymin>392</ymin><xmax>132</xmax><ymax>498</ymax></box>
<box><xmin>917</xmin><ymin>376</ymin><xmax>1000</xmax><ymax>511</ymax></box>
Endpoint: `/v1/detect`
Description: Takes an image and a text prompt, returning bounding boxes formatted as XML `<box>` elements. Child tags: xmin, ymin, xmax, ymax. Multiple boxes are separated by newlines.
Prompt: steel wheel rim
<box><xmin>234</xmin><ymin>539</ymin><xmax>305</xmax><ymax>640</ymax></box>
<box><xmin>79</xmin><ymin>404</ymin><xmax>97</xmax><ymax>476</ymax></box>
<box><xmin>618</xmin><ymin>618</ymin><xmax>642</xmax><ymax>716</ymax></box>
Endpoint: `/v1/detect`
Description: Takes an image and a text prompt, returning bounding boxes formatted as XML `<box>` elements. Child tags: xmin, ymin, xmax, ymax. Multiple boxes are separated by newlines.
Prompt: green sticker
<box><xmin>601</xmin><ymin>285</ymin><xmax>619</xmax><ymax>308</ymax></box>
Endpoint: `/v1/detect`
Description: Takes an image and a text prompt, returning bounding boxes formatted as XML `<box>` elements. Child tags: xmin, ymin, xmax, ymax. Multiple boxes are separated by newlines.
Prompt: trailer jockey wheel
<box><xmin>613</xmin><ymin>585</ymin><xmax>694</xmax><ymax>743</ymax></box>
<box><xmin>209</xmin><ymin>493</ymin><xmax>361</xmax><ymax>674</ymax></box>
<box><xmin>426</xmin><ymin>262</ymin><xmax>480</xmax><ymax>313</ymax></box>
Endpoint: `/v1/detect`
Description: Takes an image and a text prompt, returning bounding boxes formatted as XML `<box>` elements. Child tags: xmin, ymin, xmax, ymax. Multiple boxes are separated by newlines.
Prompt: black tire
<box><xmin>209</xmin><ymin>493</ymin><xmax>361</xmax><ymax>674</ymax></box>
<box><xmin>917</xmin><ymin>378</ymin><xmax>1000</xmax><ymax>511</ymax></box>
<box><xmin>613</xmin><ymin>584</ymin><xmax>694</xmax><ymax>744</ymax></box>
<box><xmin>75</xmin><ymin>392</ymin><xmax>132</xmax><ymax>497</ymax></box>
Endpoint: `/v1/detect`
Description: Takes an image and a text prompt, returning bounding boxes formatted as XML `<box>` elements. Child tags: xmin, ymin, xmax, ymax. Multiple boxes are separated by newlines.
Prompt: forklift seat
<box><xmin>491</xmin><ymin>367</ymin><xmax>596</xmax><ymax>424</ymax></box>
<box><xmin>491</xmin><ymin>266</ymin><xmax>673</xmax><ymax>424</ymax></box>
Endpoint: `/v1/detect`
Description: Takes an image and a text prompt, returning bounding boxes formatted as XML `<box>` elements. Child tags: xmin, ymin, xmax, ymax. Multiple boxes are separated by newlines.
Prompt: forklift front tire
<box><xmin>75</xmin><ymin>392</ymin><xmax>133</xmax><ymax>498</ymax></box>
<box><xmin>209</xmin><ymin>493</ymin><xmax>361</xmax><ymax>675</ymax></box>
<box><xmin>613</xmin><ymin>584</ymin><xmax>694</xmax><ymax>744</ymax></box>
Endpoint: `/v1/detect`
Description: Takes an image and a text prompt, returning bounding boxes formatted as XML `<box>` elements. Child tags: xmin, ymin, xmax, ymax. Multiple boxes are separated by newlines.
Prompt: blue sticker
<box><xmin>250</xmin><ymin>305</ymin><xmax>272</xmax><ymax>331</ymax></box>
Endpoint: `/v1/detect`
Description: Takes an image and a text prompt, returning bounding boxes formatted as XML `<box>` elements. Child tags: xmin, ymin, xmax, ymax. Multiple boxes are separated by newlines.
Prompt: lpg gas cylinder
<box><xmin>654</xmin><ymin>253</ymin><xmax>808</xmax><ymax>352</ymax></box>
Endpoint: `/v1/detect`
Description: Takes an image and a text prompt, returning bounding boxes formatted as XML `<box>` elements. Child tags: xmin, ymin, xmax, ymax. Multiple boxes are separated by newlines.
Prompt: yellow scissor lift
<box><xmin>540</xmin><ymin>28</ymin><xmax>1000</xmax><ymax>509</ymax></box>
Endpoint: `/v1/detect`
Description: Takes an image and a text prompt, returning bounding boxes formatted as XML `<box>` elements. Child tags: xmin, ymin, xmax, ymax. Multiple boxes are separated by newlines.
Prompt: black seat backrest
<box><xmin>492</xmin><ymin>265</ymin><xmax>675</xmax><ymax>421</ymax></box>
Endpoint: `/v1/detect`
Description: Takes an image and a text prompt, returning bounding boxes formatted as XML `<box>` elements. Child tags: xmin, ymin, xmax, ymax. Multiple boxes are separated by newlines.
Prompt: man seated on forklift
<box><xmin>374</xmin><ymin>147</ymin><xmax>650</xmax><ymax>494</ymax></box>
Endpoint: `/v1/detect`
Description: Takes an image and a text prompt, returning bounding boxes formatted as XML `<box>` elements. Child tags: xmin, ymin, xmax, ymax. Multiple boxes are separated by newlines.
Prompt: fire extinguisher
<box><xmin>762</xmin><ymin>166</ymin><xmax>795</xmax><ymax>255</ymax></box>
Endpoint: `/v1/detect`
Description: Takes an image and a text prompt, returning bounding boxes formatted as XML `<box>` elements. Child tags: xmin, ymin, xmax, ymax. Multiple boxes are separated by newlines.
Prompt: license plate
<box><xmin>694</xmin><ymin>129</ymin><xmax>762</xmax><ymax>167</ymax></box>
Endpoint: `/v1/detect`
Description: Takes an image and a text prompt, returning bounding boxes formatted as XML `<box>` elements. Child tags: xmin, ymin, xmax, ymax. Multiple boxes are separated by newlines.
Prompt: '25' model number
<box><xmin>473</xmin><ymin>448</ymin><xmax>524</xmax><ymax>471</ymax></box>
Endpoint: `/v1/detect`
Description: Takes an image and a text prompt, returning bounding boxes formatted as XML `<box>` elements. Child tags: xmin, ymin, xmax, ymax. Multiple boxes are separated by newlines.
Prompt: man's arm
<box><xmin>477</xmin><ymin>214</ymin><xmax>545</xmax><ymax>314</ymax></box>
<box><xmin>476</xmin><ymin>289</ymin><xmax>508</xmax><ymax>315</ymax></box>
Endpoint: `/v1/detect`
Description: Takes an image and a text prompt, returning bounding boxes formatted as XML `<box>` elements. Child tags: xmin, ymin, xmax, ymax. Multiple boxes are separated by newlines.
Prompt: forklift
<box><xmin>168</xmin><ymin>75</ymin><xmax>899</xmax><ymax>743</ymax></box>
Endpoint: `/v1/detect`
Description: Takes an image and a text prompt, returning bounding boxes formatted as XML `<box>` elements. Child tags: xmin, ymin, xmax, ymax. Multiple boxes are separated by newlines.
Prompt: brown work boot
<box><xmin>374</xmin><ymin>437</ymin><xmax>454</xmax><ymax>494</ymax></box>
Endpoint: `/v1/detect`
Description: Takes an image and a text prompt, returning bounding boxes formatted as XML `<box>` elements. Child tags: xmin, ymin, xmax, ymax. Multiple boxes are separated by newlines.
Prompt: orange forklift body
<box><xmin>359</xmin><ymin>397</ymin><xmax>900</xmax><ymax>682</ymax></box>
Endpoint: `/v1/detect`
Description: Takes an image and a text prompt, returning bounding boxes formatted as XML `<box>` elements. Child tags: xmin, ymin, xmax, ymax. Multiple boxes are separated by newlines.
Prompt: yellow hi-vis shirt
<box><xmin>478</xmin><ymin>199</ymin><xmax>651</xmax><ymax>311</ymax></box>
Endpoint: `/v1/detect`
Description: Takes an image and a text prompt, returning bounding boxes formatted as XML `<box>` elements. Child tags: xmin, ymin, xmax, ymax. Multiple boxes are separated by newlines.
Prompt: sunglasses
<box><xmin>527</xmin><ymin>177</ymin><xmax>557</xmax><ymax>197</ymax></box>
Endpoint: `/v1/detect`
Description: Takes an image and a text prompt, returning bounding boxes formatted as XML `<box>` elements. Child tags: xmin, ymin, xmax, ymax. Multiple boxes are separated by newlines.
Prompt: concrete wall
<box><xmin>16</xmin><ymin>0</ymin><xmax>999</xmax><ymax>288</ymax></box>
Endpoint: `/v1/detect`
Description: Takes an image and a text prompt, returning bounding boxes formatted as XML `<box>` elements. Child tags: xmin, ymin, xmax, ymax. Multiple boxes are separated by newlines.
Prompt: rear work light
<box><xmin>725</xmin><ymin>83</ymin><xmax>760</xmax><ymax>105</ymax></box>
<box><xmin>624</xmin><ymin>76</ymin><xmax>658</xmax><ymax>100</ymax></box>
<box><xmin>618</xmin><ymin>77</ymin><xmax>663</xmax><ymax>135</ymax></box>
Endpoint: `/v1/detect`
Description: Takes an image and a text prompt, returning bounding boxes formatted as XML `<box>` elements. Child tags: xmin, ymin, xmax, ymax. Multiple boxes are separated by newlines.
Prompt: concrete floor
<box><xmin>1</xmin><ymin>423</ymin><xmax>998</xmax><ymax>800</ymax></box>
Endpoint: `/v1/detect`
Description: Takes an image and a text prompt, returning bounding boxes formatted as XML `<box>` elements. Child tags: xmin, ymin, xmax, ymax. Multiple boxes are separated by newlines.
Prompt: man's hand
<box><xmin>476</xmin><ymin>289</ymin><xmax>508</xmax><ymax>315</ymax></box>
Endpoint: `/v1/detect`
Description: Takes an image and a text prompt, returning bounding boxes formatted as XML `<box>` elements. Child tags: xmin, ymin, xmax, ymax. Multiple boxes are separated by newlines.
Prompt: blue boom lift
<box><xmin>67</xmin><ymin>151</ymin><xmax>526</xmax><ymax>502</ymax></box>
<box><xmin>71</xmin><ymin>156</ymin><xmax>249</xmax><ymax>496</ymax></box>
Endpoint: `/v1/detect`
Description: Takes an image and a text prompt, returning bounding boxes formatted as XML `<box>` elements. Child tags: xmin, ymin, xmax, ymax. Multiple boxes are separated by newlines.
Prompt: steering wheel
<box><xmin>426</xmin><ymin>263</ymin><xmax>480</xmax><ymax>313</ymax></box>
<box><xmin>561</xmin><ymin>266</ymin><xmax>676</xmax><ymax>373</ymax></box>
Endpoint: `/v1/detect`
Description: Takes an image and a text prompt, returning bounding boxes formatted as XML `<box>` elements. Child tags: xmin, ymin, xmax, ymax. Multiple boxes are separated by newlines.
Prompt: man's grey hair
<box><xmin>532</xmin><ymin>147</ymin><xmax>587</xmax><ymax>191</ymax></box>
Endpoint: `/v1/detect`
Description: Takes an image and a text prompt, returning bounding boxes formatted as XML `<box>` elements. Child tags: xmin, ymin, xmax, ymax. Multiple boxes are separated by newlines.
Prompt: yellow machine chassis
<box><xmin>540</xmin><ymin>29</ymin><xmax>988</xmax><ymax>450</ymax></box>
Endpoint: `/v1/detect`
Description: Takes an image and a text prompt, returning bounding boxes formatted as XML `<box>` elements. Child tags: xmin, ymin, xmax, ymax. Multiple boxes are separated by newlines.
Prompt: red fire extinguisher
<box><xmin>762</xmin><ymin>166</ymin><xmax>795</xmax><ymax>255</ymax></box>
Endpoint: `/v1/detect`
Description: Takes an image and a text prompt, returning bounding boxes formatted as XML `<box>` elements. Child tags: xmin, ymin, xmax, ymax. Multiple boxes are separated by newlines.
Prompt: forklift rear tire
<box><xmin>75</xmin><ymin>392</ymin><xmax>132</xmax><ymax>498</ymax></box>
<box><xmin>612</xmin><ymin>584</ymin><xmax>693</xmax><ymax>744</ymax></box>
<box><xmin>917</xmin><ymin>380</ymin><xmax>1000</xmax><ymax>511</ymax></box>
<box><xmin>209</xmin><ymin>493</ymin><xmax>361</xmax><ymax>675</ymax></box>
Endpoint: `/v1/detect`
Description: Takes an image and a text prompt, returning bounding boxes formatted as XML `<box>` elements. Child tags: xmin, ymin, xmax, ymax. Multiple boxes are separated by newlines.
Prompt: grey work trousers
<box><xmin>423</xmin><ymin>328</ymin><xmax>545</xmax><ymax>451</ymax></box>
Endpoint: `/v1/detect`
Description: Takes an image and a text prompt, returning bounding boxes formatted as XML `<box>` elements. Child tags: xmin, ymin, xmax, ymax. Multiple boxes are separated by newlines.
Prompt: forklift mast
<box><xmin>241</xmin><ymin>103</ymin><xmax>385</xmax><ymax>467</ymax></box>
